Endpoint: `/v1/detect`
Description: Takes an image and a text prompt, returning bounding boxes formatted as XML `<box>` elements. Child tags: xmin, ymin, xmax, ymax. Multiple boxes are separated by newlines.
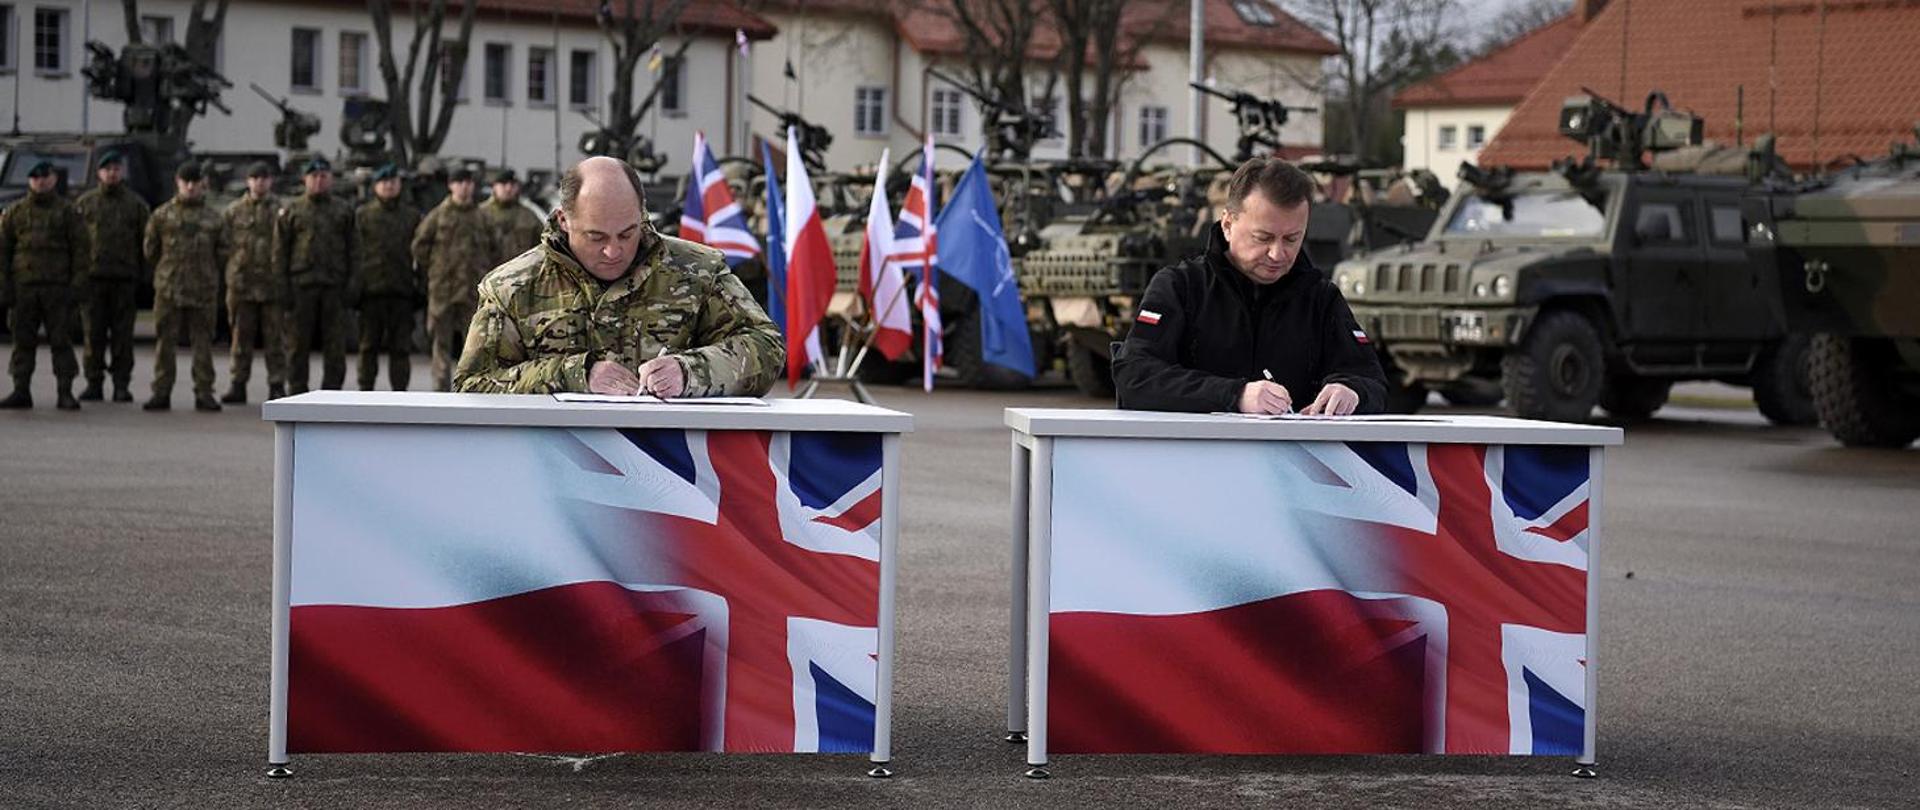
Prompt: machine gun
<box><xmin>250</xmin><ymin>83</ymin><xmax>321</xmax><ymax>153</ymax></box>
<box><xmin>1557</xmin><ymin>88</ymin><xmax>1703</xmax><ymax>171</ymax></box>
<box><xmin>926</xmin><ymin>69</ymin><xmax>1056</xmax><ymax>163</ymax></box>
<box><xmin>1191</xmin><ymin>81</ymin><xmax>1317</xmax><ymax>162</ymax></box>
<box><xmin>83</xmin><ymin>40</ymin><xmax>232</xmax><ymax>139</ymax></box>
<box><xmin>747</xmin><ymin>94</ymin><xmax>833</xmax><ymax>174</ymax></box>
<box><xmin>339</xmin><ymin>97</ymin><xmax>395</xmax><ymax>170</ymax></box>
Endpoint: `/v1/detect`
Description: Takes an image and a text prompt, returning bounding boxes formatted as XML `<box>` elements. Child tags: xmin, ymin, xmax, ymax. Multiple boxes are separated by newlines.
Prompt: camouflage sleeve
<box><xmin>68</xmin><ymin>208</ymin><xmax>91</xmax><ymax>288</ymax></box>
<box><xmin>678</xmin><ymin>265</ymin><xmax>785</xmax><ymax>397</ymax></box>
<box><xmin>0</xmin><ymin>208</ymin><xmax>15</xmax><ymax>294</ymax></box>
<box><xmin>137</xmin><ymin>199</ymin><xmax>152</xmax><ymax>279</ymax></box>
<box><xmin>452</xmin><ymin>282</ymin><xmax>594</xmax><ymax>394</ymax></box>
<box><xmin>411</xmin><ymin>208</ymin><xmax>436</xmax><ymax>272</ymax></box>
<box><xmin>272</xmin><ymin>207</ymin><xmax>291</xmax><ymax>282</ymax></box>
<box><xmin>143</xmin><ymin>210</ymin><xmax>164</xmax><ymax>273</ymax></box>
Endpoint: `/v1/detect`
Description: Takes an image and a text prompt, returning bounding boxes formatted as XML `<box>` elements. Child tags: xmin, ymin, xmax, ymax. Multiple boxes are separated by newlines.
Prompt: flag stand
<box><xmin>797</xmin><ymin>316</ymin><xmax>879</xmax><ymax>405</ymax></box>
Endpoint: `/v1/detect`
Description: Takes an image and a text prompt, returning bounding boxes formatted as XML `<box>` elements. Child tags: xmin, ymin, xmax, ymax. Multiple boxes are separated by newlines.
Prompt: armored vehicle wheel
<box><xmin>1502</xmin><ymin>310</ymin><xmax>1605</xmax><ymax>423</ymax></box>
<box><xmin>1439</xmin><ymin>377</ymin><xmax>1504</xmax><ymax>407</ymax></box>
<box><xmin>948</xmin><ymin>311</ymin><xmax>1033</xmax><ymax>390</ymax></box>
<box><xmin>1751</xmin><ymin>334</ymin><xmax>1817</xmax><ymax>426</ymax></box>
<box><xmin>1599</xmin><ymin>373</ymin><xmax>1672</xmax><ymax>421</ymax></box>
<box><xmin>1807</xmin><ymin>334</ymin><xmax>1920</xmax><ymax>448</ymax></box>
<box><xmin>1067</xmin><ymin>344</ymin><xmax>1115</xmax><ymax>399</ymax></box>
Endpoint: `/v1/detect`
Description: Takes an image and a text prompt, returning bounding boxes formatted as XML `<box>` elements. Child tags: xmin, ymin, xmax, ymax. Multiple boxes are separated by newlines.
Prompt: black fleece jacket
<box><xmin>1112</xmin><ymin>222</ymin><xmax>1388</xmax><ymax>414</ymax></box>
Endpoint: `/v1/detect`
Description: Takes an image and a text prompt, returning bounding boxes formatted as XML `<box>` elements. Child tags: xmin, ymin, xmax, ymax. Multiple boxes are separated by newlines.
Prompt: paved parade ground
<box><xmin>2</xmin><ymin>348</ymin><xmax>1916</xmax><ymax>809</ymax></box>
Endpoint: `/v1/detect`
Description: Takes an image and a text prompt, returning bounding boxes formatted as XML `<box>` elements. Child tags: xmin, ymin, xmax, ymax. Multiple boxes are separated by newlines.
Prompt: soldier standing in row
<box><xmin>72</xmin><ymin>150</ymin><xmax>149</xmax><ymax>403</ymax></box>
<box><xmin>222</xmin><ymin>162</ymin><xmax>288</xmax><ymax>403</ymax></box>
<box><xmin>0</xmin><ymin>162</ymin><xmax>90</xmax><ymax>410</ymax></box>
<box><xmin>413</xmin><ymin>168</ymin><xmax>499</xmax><ymax>391</ymax></box>
<box><xmin>483</xmin><ymin>169</ymin><xmax>544</xmax><ymax>265</ymax></box>
<box><xmin>277</xmin><ymin>158</ymin><xmax>354</xmax><ymax>394</ymax></box>
<box><xmin>351</xmin><ymin>165</ymin><xmax>423</xmax><ymax>391</ymax></box>
<box><xmin>143</xmin><ymin>164</ymin><xmax>230</xmax><ymax>412</ymax></box>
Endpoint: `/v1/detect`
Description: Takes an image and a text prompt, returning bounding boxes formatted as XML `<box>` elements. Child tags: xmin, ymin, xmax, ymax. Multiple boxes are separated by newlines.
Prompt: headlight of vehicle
<box><xmin>1492</xmin><ymin>275</ymin><xmax>1512</xmax><ymax>298</ymax></box>
<box><xmin>1354</xmin><ymin>281</ymin><xmax>1366</xmax><ymax>296</ymax></box>
<box><xmin>1473</xmin><ymin>282</ymin><xmax>1489</xmax><ymax>297</ymax></box>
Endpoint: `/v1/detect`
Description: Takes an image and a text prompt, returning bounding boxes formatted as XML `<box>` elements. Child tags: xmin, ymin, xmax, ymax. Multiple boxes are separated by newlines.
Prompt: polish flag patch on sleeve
<box><xmin>1137</xmin><ymin>310</ymin><xmax>1162</xmax><ymax>325</ymax></box>
<box><xmin>1352</xmin><ymin>329</ymin><xmax>1371</xmax><ymax>345</ymax></box>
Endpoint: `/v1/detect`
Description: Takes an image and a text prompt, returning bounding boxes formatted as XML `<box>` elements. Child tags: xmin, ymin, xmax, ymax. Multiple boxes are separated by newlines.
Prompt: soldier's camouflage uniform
<box><xmin>413</xmin><ymin>197</ymin><xmax>499</xmax><ymax>391</ymax></box>
<box><xmin>0</xmin><ymin>190</ymin><xmax>90</xmax><ymax>397</ymax></box>
<box><xmin>454</xmin><ymin>222</ymin><xmax>783</xmax><ymax>396</ymax></box>
<box><xmin>352</xmin><ymin>196</ymin><xmax>423</xmax><ymax>390</ymax></box>
<box><xmin>223</xmin><ymin>192</ymin><xmax>288</xmax><ymax>395</ymax></box>
<box><xmin>72</xmin><ymin>183</ymin><xmax>149</xmax><ymax>396</ymax></box>
<box><xmin>146</xmin><ymin>195</ymin><xmax>230</xmax><ymax>402</ymax></box>
<box><xmin>482</xmin><ymin>196</ymin><xmax>545</xmax><ymax>266</ymax></box>
<box><xmin>276</xmin><ymin>192</ymin><xmax>355</xmax><ymax>393</ymax></box>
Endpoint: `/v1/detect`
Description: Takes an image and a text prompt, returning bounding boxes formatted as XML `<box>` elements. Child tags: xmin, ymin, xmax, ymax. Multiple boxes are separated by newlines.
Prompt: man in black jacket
<box><xmin>1113</xmin><ymin>157</ymin><xmax>1387</xmax><ymax>415</ymax></box>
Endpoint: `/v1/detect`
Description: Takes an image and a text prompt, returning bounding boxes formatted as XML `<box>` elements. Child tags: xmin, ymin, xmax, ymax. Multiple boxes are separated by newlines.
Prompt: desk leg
<box><xmin>267</xmin><ymin>424</ymin><xmax>294</xmax><ymax>778</ymax></box>
<box><xmin>869</xmin><ymin>432</ymin><xmax>902</xmax><ymax>778</ymax></box>
<box><xmin>1023</xmin><ymin>437</ymin><xmax>1053</xmax><ymax>779</ymax></box>
<box><xmin>1574</xmin><ymin>447</ymin><xmax>1603</xmax><ymax>779</ymax></box>
<box><xmin>1006</xmin><ymin>434</ymin><xmax>1030</xmax><ymax>744</ymax></box>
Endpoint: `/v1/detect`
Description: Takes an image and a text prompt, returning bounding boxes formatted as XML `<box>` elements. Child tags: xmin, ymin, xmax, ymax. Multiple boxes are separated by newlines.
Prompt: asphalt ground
<box><xmin>2</xmin><ymin>348</ymin><xmax>1917</xmax><ymax>809</ymax></box>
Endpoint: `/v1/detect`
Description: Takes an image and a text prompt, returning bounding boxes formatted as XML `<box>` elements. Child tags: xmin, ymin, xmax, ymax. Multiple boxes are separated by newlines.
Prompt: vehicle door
<box><xmin>1620</xmin><ymin>187</ymin><xmax>1704</xmax><ymax>342</ymax></box>
<box><xmin>1698</xmin><ymin>192</ymin><xmax>1773</xmax><ymax>340</ymax></box>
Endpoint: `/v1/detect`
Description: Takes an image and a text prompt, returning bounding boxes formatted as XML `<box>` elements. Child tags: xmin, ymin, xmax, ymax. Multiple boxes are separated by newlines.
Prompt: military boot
<box><xmin>195</xmin><ymin>393</ymin><xmax>223</xmax><ymax>412</ymax></box>
<box><xmin>268</xmin><ymin>383</ymin><xmax>287</xmax><ymax>400</ymax></box>
<box><xmin>79</xmin><ymin>380</ymin><xmax>105</xmax><ymax>401</ymax></box>
<box><xmin>112</xmin><ymin>385</ymin><xmax>134</xmax><ymax>403</ymax></box>
<box><xmin>143</xmin><ymin>395</ymin><xmax>171</xmax><ymax>411</ymax></box>
<box><xmin>0</xmin><ymin>387</ymin><xmax>31</xmax><ymax>409</ymax></box>
<box><xmin>56</xmin><ymin>384</ymin><xmax>80</xmax><ymax>411</ymax></box>
<box><xmin>221</xmin><ymin>384</ymin><xmax>247</xmax><ymax>405</ymax></box>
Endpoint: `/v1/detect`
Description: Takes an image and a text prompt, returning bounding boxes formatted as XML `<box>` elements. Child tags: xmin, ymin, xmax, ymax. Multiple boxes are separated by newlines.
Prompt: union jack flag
<box><xmin>892</xmin><ymin>137</ymin><xmax>942</xmax><ymax>390</ymax></box>
<box><xmin>680</xmin><ymin>131</ymin><xmax>761</xmax><ymax>267</ymax></box>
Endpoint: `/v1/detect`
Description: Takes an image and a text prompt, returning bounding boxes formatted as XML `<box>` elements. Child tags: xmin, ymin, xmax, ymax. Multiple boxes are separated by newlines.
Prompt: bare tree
<box><xmin>941</xmin><ymin>0</ymin><xmax>1051</xmax><ymax>134</ymax></box>
<box><xmin>1282</xmin><ymin>0</ymin><xmax>1460</xmax><ymax>163</ymax></box>
<box><xmin>1475</xmin><ymin>0</ymin><xmax>1572</xmax><ymax>55</ymax></box>
<box><xmin>587</xmin><ymin>0</ymin><xmax>698</xmax><ymax>164</ymax></box>
<box><xmin>367</xmin><ymin>0</ymin><xmax>478</xmax><ymax>166</ymax></box>
<box><xmin>1044</xmin><ymin>0</ymin><xmax>1176</xmax><ymax>159</ymax></box>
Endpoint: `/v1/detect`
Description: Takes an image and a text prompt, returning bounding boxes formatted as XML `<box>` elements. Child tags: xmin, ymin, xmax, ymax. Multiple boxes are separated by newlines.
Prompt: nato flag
<box><xmin>934</xmin><ymin>156</ymin><xmax>1034</xmax><ymax>378</ymax></box>
<box><xmin>760</xmin><ymin>141</ymin><xmax>788</xmax><ymax>337</ymax></box>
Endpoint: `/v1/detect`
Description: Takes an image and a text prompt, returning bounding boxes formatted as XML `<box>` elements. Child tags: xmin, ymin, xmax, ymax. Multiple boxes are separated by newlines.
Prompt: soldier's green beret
<box><xmin>449</xmin><ymin>167</ymin><xmax>475</xmax><ymax>183</ymax></box>
<box><xmin>176</xmin><ymin>162</ymin><xmax>205</xmax><ymax>182</ymax></box>
<box><xmin>372</xmin><ymin>164</ymin><xmax>400</xmax><ymax>181</ymax></box>
<box><xmin>98</xmin><ymin>150</ymin><xmax>126</xmax><ymax>167</ymax></box>
<box><xmin>492</xmin><ymin>168</ymin><xmax>518</xmax><ymax>184</ymax></box>
<box><xmin>27</xmin><ymin>161</ymin><xmax>56</xmax><ymax>178</ymax></box>
<box><xmin>304</xmin><ymin>157</ymin><xmax>333</xmax><ymax>175</ymax></box>
<box><xmin>246</xmin><ymin>161</ymin><xmax>275</xmax><ymax>179</ymax></box>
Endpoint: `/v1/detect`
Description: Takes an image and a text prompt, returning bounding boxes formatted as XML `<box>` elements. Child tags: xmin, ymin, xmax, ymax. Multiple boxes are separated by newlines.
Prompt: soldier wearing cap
<box><xmin>350</xmin><ymin>164</ymin><xmax>423</xmax><ymax>390</ymax></box>
<box><xmin>0</xmin><ymin>161</ymin><xmax>90</xmax><ymax>410</ymax></box>
<box><xmin>275</xmin><ymin>157</ymin><xmax>355</xmax><ymax>393</ymax></box>
<box><xmin>222</xmin><ymin>161</ymin><xmax>289</xmax><ymax>402</ymax></box>
<box><xmin>71</xmin><ymin>149</ymin><xmax>151</xmax><ymax>402</ymax></box>
<box><xmin>483</xmin><ymin>168</ymin><xmax>544</xmax><ymax>265</ymax></box>
<box><xmin>454</xmin><ymin>156</ymin><xmax>781</xmax><ymax>396</ymax></box>
<box><xmin>143</xmin><ymin>163</ymin><xmax>230</xmax><ymax>411</ymax></box>
<box><xmin>413</xmin><ymin>166</ymin><xmax>500</xmax><ymax>390</ymax></box>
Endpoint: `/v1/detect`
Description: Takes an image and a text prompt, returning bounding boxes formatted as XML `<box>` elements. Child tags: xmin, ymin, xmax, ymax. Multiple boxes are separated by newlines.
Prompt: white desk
<box><xmin>1005</xmin><ymin>408</ymin><xmax>1622</xmax><ymax>777</ymax></box>
<box><xmin>263</xmin><ymin>392</ymin><xmax>912</xmax><ymax>776</ymax></box>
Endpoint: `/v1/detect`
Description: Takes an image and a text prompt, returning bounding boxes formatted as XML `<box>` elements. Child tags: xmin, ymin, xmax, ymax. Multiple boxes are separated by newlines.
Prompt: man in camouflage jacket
<box><xmin>71</xmin><ymin>150</ymin><xmax>149</xmax><ymax>402</ymax></box>
<box><xmin>221</xmin><ymin>162</ymin><xmax>288</xmax><ymax>403</ymax></box>
<box><xmin>144</xmin><ymin>164</ymin><xmax>230</xmax><ymax>412</ymax></box>
<box><xmin>483</xmin><ymin>169</ymin><xmax>545</xmax><ymax>265</ymax></box>
<box><xmin>0</xmin><ymin>162</ymin><xmax>90</xmax><ymax>410</ymax></box>
<box><xmin>414</xmin><ymin>168</ymin><xmax>500</xmax><ymax>391</ymax></box>
<box><xmin>454</xmin><ymin>156</ymin><xmax>781</xmax><ymax>397</ymax></box>
<box><xmin>352</xmin><ymin>165</ymin><xmax>423</xmax><ymax>391</ymax></box>
<box><xmin>275</xmin><ymin>158</ymin><xmax>354</xmax><ymax>393</ymax></box>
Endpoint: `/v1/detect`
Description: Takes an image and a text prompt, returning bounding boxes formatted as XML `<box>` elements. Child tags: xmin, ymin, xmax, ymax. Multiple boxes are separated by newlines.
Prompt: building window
<box><xmin>0</xmin><ymin>6</ymin><xmax>15</xmax><ymax>72</ymax></box>
<box><xmin>659</xmin><ymin>55</ymin><xmax>685</xmax><ymax>115</ymax></box>
<box><xmin>338</xmin><ymin>31</ymin><xmax>367</xmax><ymax>96</ymax></box>
<box><xmin>1466</xmin><ymin>124</ymin><xmax>1486</xmax><ymax>150</ymax></box>
<box><xmin>568</xmin><ymin>48</ymin><xmax>596</xmax><ymax>108</ymax></box>
<box><xmin>139</xmin><ymin>15</ymin><xmax>173</xmax><ymax>46</ymax></box>
<box><xmin>33</xmin><ymin>6</ymin><xmax>66</xmax><ymax>74</ymax></box>
<box><xmin>930</xmin><ymin>87</ymin><xmax>963</xmax><ymax>137</ymax></box>
<box><xmin>854</xmin><ymin>85</ymin><xmax>887</xmax><ymax>136</ymax></box>
<box><xmin>1230</xmin><ymin>0</ymin><xmax>1277</xmax><ymax>26</ymax></box>
<box><xmin>483</xmin><ymin>42</ymin><xmax>509</xmax><ymax>103</ymax></box>
<box><xmin>1138</xmin><ymin>105</ymin><xmax>1169</xmax><ymax>148</ymax></box>
<box><xmin>290</xmin><ymin>28</ymin><xmax>320</xmax><ymax>91</ymax></box>
<box><xmin>527</xmin><ymin>46</ymin><xmax>553</xmax><ymax>106</ymax></box>
<box><xmin>1437</xmin><ymin>125</ymin><xmax>1458</xmax><ymax>150</ymax></box>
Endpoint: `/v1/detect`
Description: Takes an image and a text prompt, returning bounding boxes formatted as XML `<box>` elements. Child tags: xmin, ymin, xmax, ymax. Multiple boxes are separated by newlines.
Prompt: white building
<box><xmin>2</xmin><ymin>0</ymin><xmax>1335</xmax><ymax>181</ymax></box>
<box><xmin>1391</xmin><ymin>12</ymin><xmax>1580</xmax><ymax>190</ymax></box>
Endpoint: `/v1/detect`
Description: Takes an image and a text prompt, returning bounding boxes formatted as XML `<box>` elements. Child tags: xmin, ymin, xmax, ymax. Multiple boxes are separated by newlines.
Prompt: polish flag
<box><xmin>783</xmin><ymin>126</ymin><xmax>837</xmax><ymax>388</ymax></box>
<box><xmin>857</xmin><ymin>151</ymin><xmax>911</xmax><ymax>360</ymax></box>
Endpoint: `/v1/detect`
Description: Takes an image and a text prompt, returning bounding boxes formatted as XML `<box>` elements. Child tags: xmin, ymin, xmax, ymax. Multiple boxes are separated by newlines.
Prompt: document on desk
<box><xmin>1213</xmin><ymin>412</ymin><xmax>1455</xmax><ymax>422</ymax></box>
<box><xmin>552</xmin><ymin>393</ymin><xmax>771</xmax><ymax>406</ymax></box>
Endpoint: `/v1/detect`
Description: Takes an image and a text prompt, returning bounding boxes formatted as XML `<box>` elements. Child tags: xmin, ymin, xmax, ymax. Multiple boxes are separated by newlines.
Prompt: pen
<box><xmin>637</xmin><ymin>346</ymin><xmax>667</xmax><ymax>396</ymax></box>
<box><xmin>1261</xmin><ymin>369</ymin><xmax>1293</xmax><ymax>414</ymax></box>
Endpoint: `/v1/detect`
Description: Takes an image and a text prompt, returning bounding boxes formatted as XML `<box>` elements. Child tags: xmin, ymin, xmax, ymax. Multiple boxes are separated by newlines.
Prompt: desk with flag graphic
<box><xmin>1003</xmin><ymin>409</ymin><xmax>1622</xmax><ymax>778</ymax></box>
<box><xmin>261</xmin><ymin>392</ymin><xmax>911</xmax><ymax>777</ymax></box>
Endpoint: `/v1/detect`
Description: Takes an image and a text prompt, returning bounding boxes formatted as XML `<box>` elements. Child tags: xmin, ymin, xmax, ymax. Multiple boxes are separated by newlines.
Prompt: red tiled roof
<box><xmin>891</xmin><ymin>0</ymin><xmax>1338</xmax><ymax>60</ymax></box>
<box><xmin>289</xmin><ymin>0</ymin><xmax>778</xmax><ymax>39</ymax></box>
<box><xmin>1478</xmin><ymin>0</ymin><xmax>1920</xmax><ymax>171</ymax></box>
<box><xmin>1393</xmin><ymin>14</ymin><xmax>1580</xmax><ymax>108</ymax></box>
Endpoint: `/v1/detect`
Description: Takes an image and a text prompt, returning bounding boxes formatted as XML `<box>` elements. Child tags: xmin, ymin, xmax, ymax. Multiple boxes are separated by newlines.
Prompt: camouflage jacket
<box><xmin>454</xmin><ymin>229</ymin><xmax>784</xmax><ymax>397</ymax></box>
<box><xmin>223</xmin><ymin>193</ymin><xmax>283</xmax><ymax>302</ymax></box>
<box><xmin>73</xmin><ymin>183</ymin><xmax>151</xmax><ymax>282</ymax></box>
<box><xmin>353</xmin><ymin>197</ymin><xmax>423</xmax><ymax>301</ymax></box>
<box><xmin>275</xmin><ymin>192</ymin><xmax>354</xmax><ymax>289</ymax></box>
<box><xmin>482</xmin><ymin>197</ymin><xmax>545</xmax><ymax>266</ymax></box>
<box><xmin>146</xmin><ymin>196</ymin><xmax>230</xmax><ymax>308</ymax></box>
<box><xmin>0</xmin><ymin>191</ymin><xmax>90</xmax><ymax>287</ymax></box>
<box><xmin>413</xmin><ymin>198</ymin><xmax>500</xmax><ymax>319</ymax></box>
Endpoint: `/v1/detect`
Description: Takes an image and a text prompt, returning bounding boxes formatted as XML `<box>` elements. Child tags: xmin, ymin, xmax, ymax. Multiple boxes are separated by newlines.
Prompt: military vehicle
<box><xmin>1338</xmin><ymin>90</ymin><xmax>1814</xmax><ymax>424</ymax></box>
<box><xmin>1746</xmin><ymin>133</ymin><xmax>1920</xmax><ymax>447</ymax></box>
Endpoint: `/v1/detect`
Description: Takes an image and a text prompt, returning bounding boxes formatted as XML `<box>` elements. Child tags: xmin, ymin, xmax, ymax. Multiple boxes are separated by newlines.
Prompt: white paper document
<box><xmin>553</xmin><ymin>393</ymin><xmax>771</xmax><ymax>406</ymax></box>
<box><xmin>1212</xmin><ymin>412</ymin><xmax>1455</xmax><ymax>423</ymax></box>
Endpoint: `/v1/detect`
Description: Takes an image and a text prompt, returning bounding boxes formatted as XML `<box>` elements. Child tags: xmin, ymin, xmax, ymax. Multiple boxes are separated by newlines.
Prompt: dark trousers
<box><xmin>82</xmin><ymin>280</ymin><xmax>138</xmax><ymax>389</ymax></box>
<box><xmin>357</xmin><ymin>297</ymin><xmax>415</xmax><ymax>391</ymax></box>
<box><xmin>289</xmin><ymin>286</ymin><xmax>347</xmax><ymax>393</ymax></box>
<box><xmin>8</xmin><ymin>284</ymin><xmax>77</xmax><ymax>389</ymax></box>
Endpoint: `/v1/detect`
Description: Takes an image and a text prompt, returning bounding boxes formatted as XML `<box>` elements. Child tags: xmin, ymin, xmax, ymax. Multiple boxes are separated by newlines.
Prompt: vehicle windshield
<box><xmin>1443</xmin><ymin>189</ymin><xmax>1607</xmax><ymax>238</ymax></box>
<box><xmin>2</xmin><ymin>151</ymin><xmax>90</xmax><ymax>186</ymax></box>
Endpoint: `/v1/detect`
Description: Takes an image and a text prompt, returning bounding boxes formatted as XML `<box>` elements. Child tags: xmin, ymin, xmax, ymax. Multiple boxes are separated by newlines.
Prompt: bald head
<box><xmin>555</xmin><ymin>156</ymin><xmax>653</xmax><ymax>282</ymax></box>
